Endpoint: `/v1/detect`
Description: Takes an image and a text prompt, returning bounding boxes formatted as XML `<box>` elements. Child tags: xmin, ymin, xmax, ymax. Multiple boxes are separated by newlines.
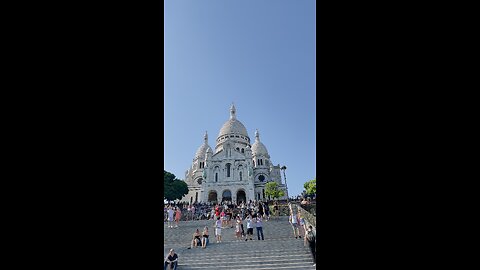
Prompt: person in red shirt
<box><xmin>215</xmin><ymin>205</ymin><xmax>220</xmax><ymax>220</ymax></box>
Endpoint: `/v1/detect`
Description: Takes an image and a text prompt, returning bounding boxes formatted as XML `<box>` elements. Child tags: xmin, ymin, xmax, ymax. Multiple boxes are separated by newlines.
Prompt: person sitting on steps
<box><xmin>201</xmin><ymin>226</ymin><xmax>209</xmax><ymax>248</ymax></box>
<box><xmin>191</xmin><ymin>229</ymin><xmax>201</xmax><ymax>248</ymax></box>
<box><xmin>164</xmin><ymin>249</ymin><xmax>178</xmax><ymax>270</ymax></box>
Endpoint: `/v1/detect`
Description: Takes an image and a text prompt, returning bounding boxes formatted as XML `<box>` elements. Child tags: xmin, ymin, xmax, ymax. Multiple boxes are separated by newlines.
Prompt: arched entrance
<box><xmin>236</xmin><ymin>190</ymin><xmax>246</xmax><ymax>204</ymax></box>
<box><xmin>222</xmin><ymin>189</ymin><xmax>232</xmax><ymax>202</ymax></box>
<box><xmin>208</xmin><ymin>191</ymin><xmax>217</xmax><ymax>203</ymax></box>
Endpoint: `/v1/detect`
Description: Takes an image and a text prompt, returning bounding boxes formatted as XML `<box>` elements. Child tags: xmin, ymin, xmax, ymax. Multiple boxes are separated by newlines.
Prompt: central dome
<box><xmin>217</xmin><ymin>104</ymin><xmax>249</xmax><ymax>139</ymax></box>
<box><xmin>218</xmin><ymin>118</ymin><xmax>249</xmax><ymax>138</ymax></box>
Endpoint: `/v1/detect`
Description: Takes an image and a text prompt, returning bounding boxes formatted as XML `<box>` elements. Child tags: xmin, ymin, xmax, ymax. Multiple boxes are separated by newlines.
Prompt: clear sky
<box><xmin>164</xmin><ymin>0</ymin><xmax>316</xmax><ymax>198</ymax></box>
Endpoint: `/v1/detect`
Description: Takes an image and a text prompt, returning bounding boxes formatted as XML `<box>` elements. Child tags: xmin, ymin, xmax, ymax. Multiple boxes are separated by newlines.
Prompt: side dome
<box><xmin>251</xmin><ymin>141</ymin><xmax>269</xmax><ymax>155</ymax></box>
<box><xmin>195</xmin><ymin>144</ymin><xmax>212</xmax><ymax>158</ymax></box>
<box><xmin>251</xmin><ymin>129</ymin><xmax>269</xmax><ymax>156</ymax></box>
<box><xmin>195</xmin><ymin>131</ymin><xmax>212</xmax><ymax>158</ymax></box>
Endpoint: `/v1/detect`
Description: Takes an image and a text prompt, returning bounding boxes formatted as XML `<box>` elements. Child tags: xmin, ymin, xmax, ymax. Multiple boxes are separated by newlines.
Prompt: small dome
<box><xmin>251</xmin><ymin>141</ymin><xmax>268</xmax><ymax>155</ymax></box>
<box><xmin>251</xmin><ymin>129</ymin><xmax>268</xmax><ymax>156</ymax></box>
<box><xmin>195</xmin><ymin>131</ymin><xmax>212</xmax><ymax>158</ymax></box>
<box><xmin>195</xmin><ymin>143</ymin><xmax>212</xmax><ymax>158</ymax></box>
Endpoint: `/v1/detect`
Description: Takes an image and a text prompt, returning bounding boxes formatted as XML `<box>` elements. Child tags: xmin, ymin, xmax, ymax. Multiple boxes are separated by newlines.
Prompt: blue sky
<box><xmin>164</xmin><ymin>0</ymin><xmax>316</xmax><ymax>197</ymax></box>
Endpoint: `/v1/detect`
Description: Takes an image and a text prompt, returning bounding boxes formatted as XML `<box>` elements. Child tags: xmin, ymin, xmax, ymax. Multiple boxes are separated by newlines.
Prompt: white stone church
<box><xmin>182</xmin><ymin>104</ymin><xmax>288</xmax><ymax>205</ymax></box>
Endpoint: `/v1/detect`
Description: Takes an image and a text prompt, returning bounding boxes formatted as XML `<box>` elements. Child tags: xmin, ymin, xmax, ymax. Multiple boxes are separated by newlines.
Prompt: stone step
<box><xmin>164</xmin><ymin>216</ymin><xmax>316</xmax><ymax>269</ymax></box>
<box><xmin>177</xmin><ymin>261</ymin><xmax>316</xmax><ymax>270</ymax></box>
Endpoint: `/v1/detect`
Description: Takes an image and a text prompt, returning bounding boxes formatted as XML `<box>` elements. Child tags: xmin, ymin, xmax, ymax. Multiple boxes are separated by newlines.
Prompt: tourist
<box><xmin>215</xmin><ymin>217</ymin><xmax>222</xmax><ymax>243</ymax></box>
<box><xmin>191</xmin><ymin>228</ymin><xmax>201</xmax><ymax>248</ymax></box>
<box><xmin>220</xmin><ymin>209</ymin><xmax>226</xmax><ymax>228</ymax></box>
<box><xmin>298</xmin><ymin>213</ymin><xmax>306</xmax><ymax>239</ymax></box>
<box><xmin>258</xmin><ymin>202</ymin><xmax>264</xmax><ymax>219</ymax></box>
<box><xmin>235</xmin><ymin>217</ymin><xmax>242</xmax><ymax>240</ymax></box>
<box><xmin>255</xmin><ymin>214</ymin><xmax>264</xmax><ymax>240</ymax></box>
<box><xmin>210</xmin><ymin>208</ymin><xmax>215</xmax><ymax>220</ymax></box>
<box><xmin>167</xmin><ymin>206</ymin><xmax>174</xmax><ymax>229</ymax></box>
<box><xmin>240</xmin><ymin>202</ymin><xmax>245</xmax><ymax>218</ymax></box>
<box><xmin>289</xmin><ymin>210</ymin><xmax>300</xmax><ymax>238</ymax></box>
<box><xmin>305</xmin><ymin>225</ymin><xmax>316</xmax><ymax>266</ymax></box>
<box><xmin>174</xmin><ymin>207</ymin><xmax>181</xmax><ymax>228</ymax></box>
<box><xmin>215</xmin><ymin>204</ymin><xmax>220</xmax><ymax>220</ymax></box>
<box><xmin>201</xmin><ymin>226</ymin><xmax>209</xmax><ymax>248</ymax></box>
<box><xmin>227</xmin><ymin>208</ymin><xmax>234</xmax><ymax>228</ymax></box>
<box><xmin>245</xmin><ymin>214</ymin><xmax>254</xmax><ymax>241</ymax></box>
<box><xmin>164</xmin><ymin>249</ymin><xmax>178</xmax><ymax>270</ymax></box>
<box><xmin>264</xmin><ymin>201</ymin><xmax>270</xmax><ymax>221</ymax></box>
<box><xmin>237</xmin><ymin>214</ymin><xmax>245</xmax><ymax>238</ymax></box>
<box><xmin>273</xmin><ymin>201</ymin><xmax>279</xmax><ymax>219</ymax></box>
<box><xmin>191</xmin><ymin>204</ymin><xmax>196</xmax><ymax>220</ymax></box>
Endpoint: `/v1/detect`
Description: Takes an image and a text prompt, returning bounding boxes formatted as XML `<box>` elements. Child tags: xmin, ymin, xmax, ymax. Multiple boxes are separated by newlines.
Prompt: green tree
<box><xmin>303</xmin><ymin>178</ymin><xmax>316</xmax><ymax>196</ymax></box>
<box><xmin>164</xmin><ymin>170</ymin><xmax>189</xmax><ymax>202</ymax></box>
<box><xmin>265</xmin><ymin>182</ymin><xmax>285</xmax><ymax>200</ymax></box>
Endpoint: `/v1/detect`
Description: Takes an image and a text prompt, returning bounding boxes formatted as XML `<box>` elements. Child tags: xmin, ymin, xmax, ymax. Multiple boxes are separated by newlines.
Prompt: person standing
<box><xmin>255</xmin><ymin>214</ymin><xmax>264</xmax><ymax>240</ymax></box>
<box><xmin>164</xmin><ymin>249</ymin><xmax>178</xmax><ymax>270</ymax></box>
<box><xmin>167</xmin><ymin>206</ymin><xmax>174</xmax><ymax>229</ymax></box>
<box><xmin>289</xmin><ymin>211</ymin><xmax>300</xmax><ymax>238</ymax></box>
<box><xmin>305</xmin><ymin>226</ymin><xmax>316</xmax><ymax>266</ymax></box>
<box><xmin>273</xmin><ymin>201</ymin><xmax>279</xmax><ymax>219</ymax></box>
<box><xmin>235</xmin><ymin>217</ymin><xmax>242</xmax><ymax>241</ymax></box>
<box><xmin>174</xmin><ymin>207</ymin><xmax>181</xmax><ymax>228</ymax></box>
<box><xmin>215</xmin><ymin>217</ymin><xmax>222</xmax><ymax>243</ymax></box>
<box><xmin>220</xmin><ymin>209</ymin><xmax>226</xmax><ymax>228</ymax></box>
<box><xmin>298</xmin><ymin>213</ymin><xmax>306</xmax><ymax>239</ymax></box>
<box><xmin>264</xmin><ymin>201</ymin><xmax>270</xmax><ymax>221</ymax></box>
<box><xmin>245</xmin><ymin>214</ymin><xmax>254</xmax><ymax>241</ymax></box>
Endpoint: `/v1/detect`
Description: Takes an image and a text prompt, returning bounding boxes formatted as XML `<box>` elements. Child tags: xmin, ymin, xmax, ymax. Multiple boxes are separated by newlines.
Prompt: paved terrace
<box><xmin>164</xmin><ymin>216</ymin><xmax>316</xmax><ymax>269</ymax></box>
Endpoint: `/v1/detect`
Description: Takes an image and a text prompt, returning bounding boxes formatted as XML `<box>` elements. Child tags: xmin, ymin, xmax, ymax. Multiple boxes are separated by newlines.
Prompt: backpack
<box><xmin>306</xmin><ymin>231</ymin><xmax>315</xmax><ymax>243</ymax></box>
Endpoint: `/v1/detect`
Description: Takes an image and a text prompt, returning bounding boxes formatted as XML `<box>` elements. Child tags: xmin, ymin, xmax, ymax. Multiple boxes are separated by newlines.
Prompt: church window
<box><xmin>195</xmin><ymin>192</ymin><xmax>198</xmax><ymax>203</ymax></box>
<box><xmin>241</xmin><ymin>148</ymin><xmax>244</xmax><ymax>153</ymax></box>
<box><xmin>230</xmin><ymin>135</ymin><xmax>234</xmax><ymax>138</ymax></box>
<box><xmin>253</xmin><ymin>160</ymin><xmax>255</xmax><ymax>166</ymax></box>
<box><xmin>236</xmin><ymin>147</ymin><xmax>240</xmax><ymax>151</ymax></box>
<box><xmin>236</xmin><ymin>135</ymin><xmax>239</xmax><ymax>138</ymax></box>
<box><xmin>262</xmin><ymin>189</ymin><xmax>265</xmax><ymax>199</ymax></box>
<box><xmin>215</xmin><ymin>173</ymin><xmax>218</xmax><ymax>182</ymax></box>
<box><xmin>258</xmin><ymin>175</ymin><xmax>265</xmax><ymax>182</ymax></box>
<box><xmin>239</xmin><ymin>171</ymin><xmax>242</xmax><ymax>181</ymax></box>
<box><xmin>226</xmin><ymin>163</ymin><xmax>231</xmax><ymax>177</ymax></box>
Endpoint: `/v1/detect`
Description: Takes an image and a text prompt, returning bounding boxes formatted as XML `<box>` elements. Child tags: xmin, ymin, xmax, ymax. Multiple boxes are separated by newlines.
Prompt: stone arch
<box><xmin>236</xmin><ymin>189</ymin><xmax>246</xmax><ymax>205</ymax></box>
<box><xmin>222</xmin><ymin>189</ymin><xmax>232</xmax><ymax>202</ymax></box>
<box><xmin>208</xmin><ymin>190</ymin><xmax>218</xmax><ymax>203</ymax></box>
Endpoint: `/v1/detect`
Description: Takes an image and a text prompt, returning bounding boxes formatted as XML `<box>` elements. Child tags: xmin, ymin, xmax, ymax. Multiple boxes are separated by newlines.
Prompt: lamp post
<box><xmin>281</xmin><ymin>165</ymin><xmax>289</xmax><ymax>202</ymax></box>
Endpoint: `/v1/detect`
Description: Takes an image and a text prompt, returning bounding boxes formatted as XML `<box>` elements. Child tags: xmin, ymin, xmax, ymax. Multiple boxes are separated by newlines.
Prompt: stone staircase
<box><xmin>164</xmin><ymin>216</ymin><xmax>316</xmax><ymax>269</ymax></box>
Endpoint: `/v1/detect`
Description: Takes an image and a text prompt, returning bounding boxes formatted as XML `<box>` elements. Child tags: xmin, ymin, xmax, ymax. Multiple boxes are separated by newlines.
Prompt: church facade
<box><xmin>182</xmin><ymin>104</ymin><xmax>288</xmax><ymax>205</ymax></box>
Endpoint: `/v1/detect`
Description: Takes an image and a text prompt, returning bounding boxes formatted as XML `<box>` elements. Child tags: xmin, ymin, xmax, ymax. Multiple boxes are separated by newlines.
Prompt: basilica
<box><xmin>182</xmin><ymin>104</ymin><xmax>288</xmax><ymax>205</ymax></box>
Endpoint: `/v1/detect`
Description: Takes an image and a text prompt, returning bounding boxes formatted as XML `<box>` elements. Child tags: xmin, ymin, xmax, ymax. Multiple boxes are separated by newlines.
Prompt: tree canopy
<box><xmin>265</xmin><ymin>182</ymin><xmax>285</xmax><ymax>200</ymax></box>
<box><xmin>164</xmin><ymin>170</ymin><xmax>188</xmax><ymax>202</ymax></box>
<box><xmin>303</xmin><ymin>178</ymin><xmax>316</xmax><ymax>196</ymax></box>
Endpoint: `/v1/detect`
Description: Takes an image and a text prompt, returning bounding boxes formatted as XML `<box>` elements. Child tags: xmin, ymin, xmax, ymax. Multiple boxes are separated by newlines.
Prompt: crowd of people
<box><xmin>164</xmin><ymin>200</ymin><xmax>316</xmax><ymax>269</ymax></box>
<box><xmin>164</xmin><ymin>199</ymin><xmax>285</xmax><ymax>227</ymax></box>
